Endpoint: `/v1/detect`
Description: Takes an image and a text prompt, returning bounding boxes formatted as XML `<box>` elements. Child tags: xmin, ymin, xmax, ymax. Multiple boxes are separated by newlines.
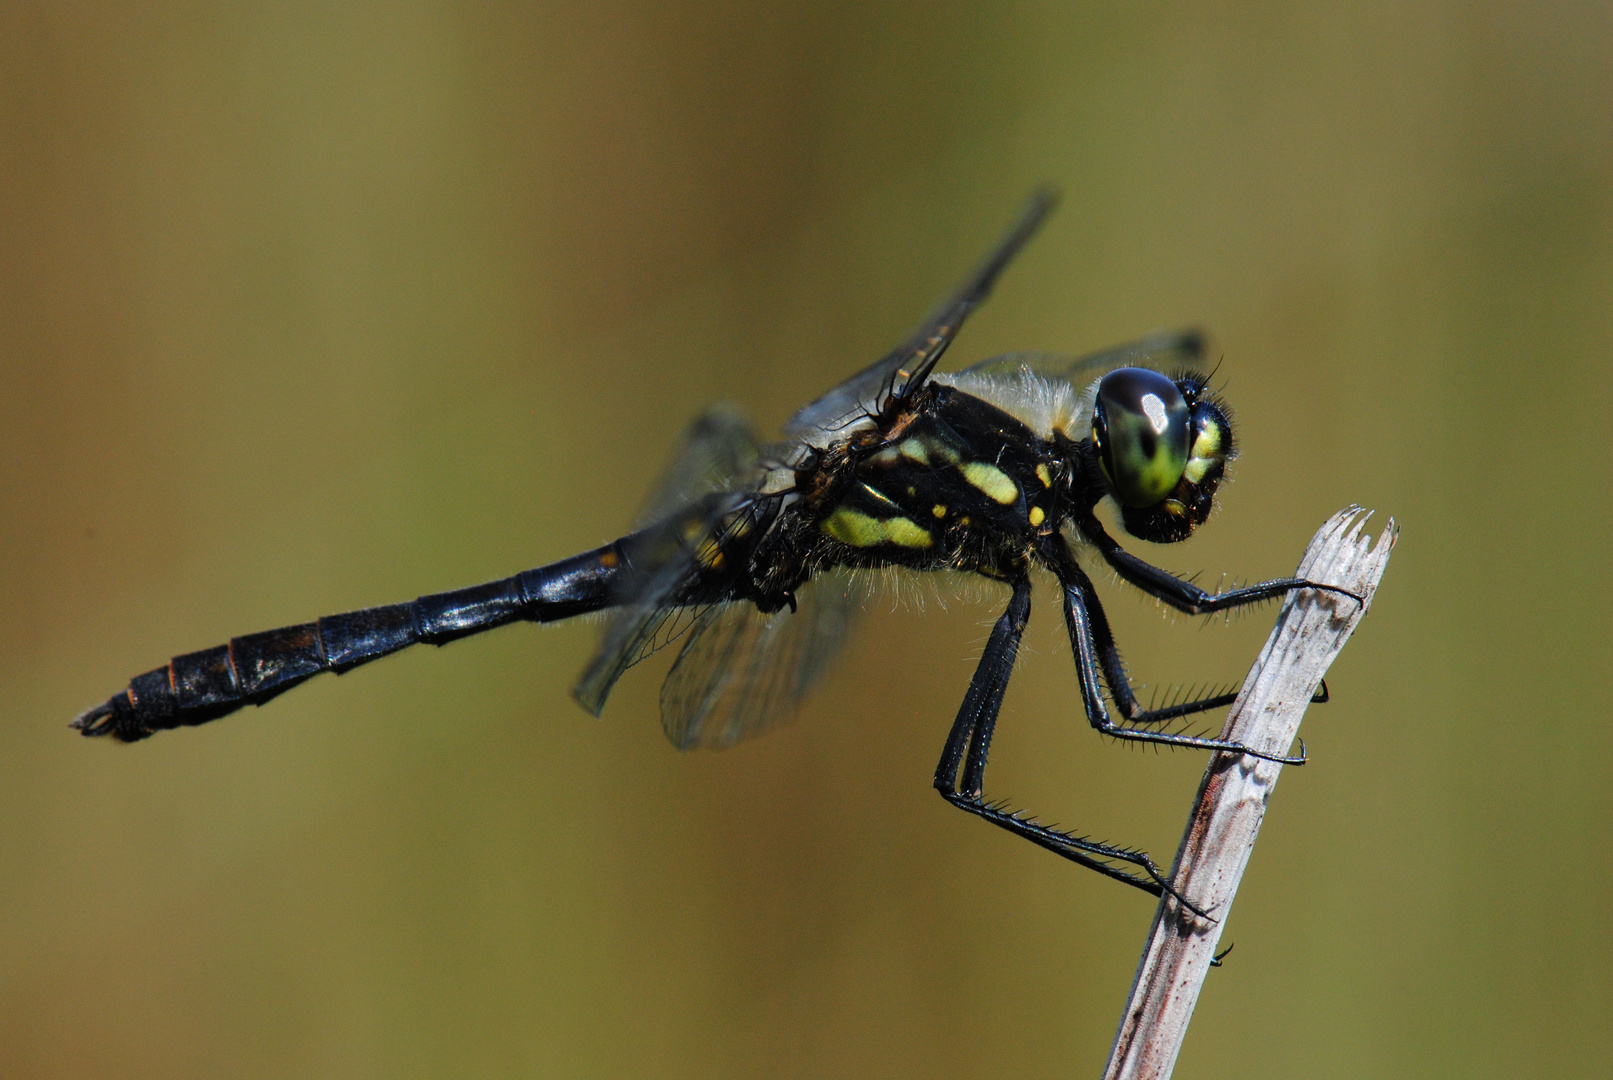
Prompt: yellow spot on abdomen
<box><xmin>960</xmin><ymin>462</ymin><xmax>1018</xmax><ymax>504</ymax></box>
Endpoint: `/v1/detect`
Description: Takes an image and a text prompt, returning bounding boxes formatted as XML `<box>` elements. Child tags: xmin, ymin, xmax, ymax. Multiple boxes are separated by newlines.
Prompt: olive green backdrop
<box><xmin>3</xmin><ymin>4</ymin><xmax>1609</xmax><ymax>1078</ymax></box>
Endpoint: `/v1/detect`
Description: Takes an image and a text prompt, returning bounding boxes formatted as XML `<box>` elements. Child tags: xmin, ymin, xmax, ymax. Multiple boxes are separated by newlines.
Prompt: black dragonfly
<box><xmin>74</xmin><ymin>191</ymin><xmax>1352</xmax><ymax>909</ymax></box>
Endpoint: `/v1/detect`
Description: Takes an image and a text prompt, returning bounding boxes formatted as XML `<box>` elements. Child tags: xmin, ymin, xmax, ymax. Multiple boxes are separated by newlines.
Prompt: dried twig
<box><xmin>1102</xmin><ymin>506</ymin><xmax>1398</xmax><ymax>1080</ymax></box>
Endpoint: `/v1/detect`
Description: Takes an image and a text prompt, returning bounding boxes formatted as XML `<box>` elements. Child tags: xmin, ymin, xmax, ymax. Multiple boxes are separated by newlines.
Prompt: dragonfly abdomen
<box><xmin>72</xmin><ymin>542</ymin><xmax>629</xmax><ymax>742</ymax></box>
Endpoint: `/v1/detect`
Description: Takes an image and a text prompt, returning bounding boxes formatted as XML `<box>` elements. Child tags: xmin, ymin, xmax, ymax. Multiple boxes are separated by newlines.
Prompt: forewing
<box><xmin>783</xmin><ymin>189</ymin><xmax>1058</xmax><ymax>444</ymax></box>
<box><xmin>659</xmin><ymin>570</ymin><xmax>865</xmax><ymax>750</ymax></box>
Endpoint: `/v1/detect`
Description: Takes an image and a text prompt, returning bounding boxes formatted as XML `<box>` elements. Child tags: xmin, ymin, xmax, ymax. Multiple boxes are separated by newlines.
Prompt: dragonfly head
<box><xmin>1091</xmin><ymin>368</ymin><xmax>1233</xmax><ymax>544</ymax></box>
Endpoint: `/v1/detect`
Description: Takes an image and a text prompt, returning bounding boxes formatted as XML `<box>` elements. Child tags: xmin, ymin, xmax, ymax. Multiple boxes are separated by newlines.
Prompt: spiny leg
<box><xmin>1060</xmin><ymin>571</ymin><xmax>1304</xmax><ymax>765</ymax></box>
<box><xmin>1062</xmin><ymin>552</ymin><xmax>1317</xmax><ymax>727</ymax></box>
<box><xmin>1041</xmin><ymin>538</ymin><xmax>1327</xmax><ymax>730</ymax></box>
<box><xmin>1099</xmin><ymin>679</ymin><xmax>1328</xmax><ymax>731</ymax></box>
<box><xmin>1078</xmin><ymin>515</ymin><xmax>1362</xmax><ymax>616</ymax></box>
<box><xmin>932</xmin><ymin>577</ymin><xmax>1203</xmax><ymax>912</ymax></box>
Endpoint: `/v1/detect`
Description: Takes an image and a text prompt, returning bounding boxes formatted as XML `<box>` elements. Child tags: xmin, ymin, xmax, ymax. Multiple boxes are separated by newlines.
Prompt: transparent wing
<box><xmin>659</xmin><ymin>569</ymin><xmax>866</xmax><ymax>750</ymax></box>
<box><xmin>572</xmin><ymin>407</ymin><xmax>769</xmax><ymax>717</ymax></box>
<box><xmin>633</xmin><ymin>405</ymin><xmax>759</xmax><ymax>528</ymax></box>
<box><xmin>958</xmin><ymin>329</ymin><xmax>1207</xmax><ymax>387</ymax></box>
<box><xmin>571</xmin><ymin>535</ymin><xmax>715</xmax><ymax>718</ymax></box>
<box><xmin>782</xmin><ymin>189</ymin><xmax>1058</xmax><ymax>444</ymax></box>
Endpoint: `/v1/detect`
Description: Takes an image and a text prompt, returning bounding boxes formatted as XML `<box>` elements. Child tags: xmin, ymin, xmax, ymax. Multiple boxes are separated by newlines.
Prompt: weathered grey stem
<box><xmin>1102</xmin><ymin>506</ymin><xmax>1398</xmax><ymax>1080</ymax></box>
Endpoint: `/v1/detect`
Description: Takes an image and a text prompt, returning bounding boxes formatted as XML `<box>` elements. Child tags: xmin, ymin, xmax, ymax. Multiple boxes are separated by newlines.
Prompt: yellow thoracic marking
<box><xmin>899</xmin><ymin>438</ymin><xmax>930</xmax><ymax>465</ymax></box>
<box><xmin>1028</xmin><ymin>506</ymin><xmax>1045</xmax><ymax>527</ymax></box>
<box><xmin>1182</xmin><ymin>458</ymin><xmax>1210</xmax><ymax>484</ymax></box>
<box><xmin>884</xmin><ymin>517</ymin><xmax>934</xmax><ymax>548</ymax></box>
<box><xmin>1035</xmin><ymin>463</ymin><xmax>1053</xmax><ymax>488</ymax></box>
<box><xmin>960</xmin><ymin>462</ymin><xmax>1018</xmax><ymax>504</ymax></box>
<box><xmin>820</xmin><ymin>507</ymin><xmax>933</xmax><ymax>549</ymax></box>
<box><xmin>931</xmin><ymin>504</ymin><xmax>947</xmax><ymax>518</ymax></box>
<box><xmin>821</xmin><ymin>508</ymin><xmax>888</xmax><ymax>547</ymax></box>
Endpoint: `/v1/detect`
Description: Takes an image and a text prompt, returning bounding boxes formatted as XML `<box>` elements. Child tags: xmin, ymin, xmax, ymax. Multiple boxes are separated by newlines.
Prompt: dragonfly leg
<box><xmin>931</xmin><ymin>577</ymin><xmax>1204</xmax><ymax>914</ymax></box>
<box><xmin>1059</xmin><ymin>570</ymin><xmax>1306</xmax><ymax>766</ymax></box>
<box><xmin>1078</xmin><ymin>515</ymin><xmax>1361</xmax><ymax>615</ymax></box>
<box><xmin>1082</xmin><ymin>564</ymin><xmax>1329</xmax><ymax>728</ymax></box>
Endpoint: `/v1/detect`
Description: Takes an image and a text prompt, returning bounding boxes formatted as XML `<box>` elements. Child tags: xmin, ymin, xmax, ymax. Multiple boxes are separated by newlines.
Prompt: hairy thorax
<box><xmin>761</xmin><ymin>386</ymin><xmax>1070</xmax><ymax>594</ymax></box>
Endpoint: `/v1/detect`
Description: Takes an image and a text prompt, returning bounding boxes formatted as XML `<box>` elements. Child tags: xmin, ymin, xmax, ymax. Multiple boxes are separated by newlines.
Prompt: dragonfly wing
<box><xmin>573</xmin><ymin>406</ymin><xmax>769</xmax><ymax>716</ymax></box>
<box><xmin>958</xmin><ymin>329</ymin><xmax>1207</xmax><ymax>386</ymax></box>
<box><xmin>659</xmin><ymin>569</ymin><xmax>865</xmax><ymax>750</ymax></box>
<box><xmin>633</xmin><ymin>405</ymin><xmax>762</xmax><ymax>528</ymax></box>
<box><xmin>571</xmin><ymin>534</ymin><xmax>713</xmax><ymax>717</ymax></box>
<box><xmin>782</xmin><ymin>190</ymin><xmax>1058</xmax><ymax>444</ymax></box>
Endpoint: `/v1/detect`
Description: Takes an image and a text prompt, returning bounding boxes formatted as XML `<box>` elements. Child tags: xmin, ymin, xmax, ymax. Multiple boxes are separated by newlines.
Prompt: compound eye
<box><xmin>1092</xmin><ymin>367</ymin><xmax>1190</xmax><ymax>508</ymax></box>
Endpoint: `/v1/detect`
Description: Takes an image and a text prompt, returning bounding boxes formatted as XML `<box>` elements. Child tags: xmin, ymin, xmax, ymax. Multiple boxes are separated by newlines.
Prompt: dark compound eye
<box><xmin>1092</xmin><ymin>367</ymin><xmax>1190</xmax><ymax>508</ymax></box>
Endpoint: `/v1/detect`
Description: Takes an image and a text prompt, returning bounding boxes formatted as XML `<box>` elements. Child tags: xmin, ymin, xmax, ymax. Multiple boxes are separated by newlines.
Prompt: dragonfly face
<box><xmin>1092</xmin><ymin>366</ymin><xmax>1234</xmax><ymax>543</ymax></box>
<box><xmin>73</xmin><ymin>191</ymin><xmax>1347</xmax><ymax>910</ymax></box>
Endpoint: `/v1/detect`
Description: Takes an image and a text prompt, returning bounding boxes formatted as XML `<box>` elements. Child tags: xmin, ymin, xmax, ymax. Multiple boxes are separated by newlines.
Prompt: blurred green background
<box><xmin>3</xmin><ymin>4</ymin><xmax>1610</xmax><ymax>1078</ymax></box>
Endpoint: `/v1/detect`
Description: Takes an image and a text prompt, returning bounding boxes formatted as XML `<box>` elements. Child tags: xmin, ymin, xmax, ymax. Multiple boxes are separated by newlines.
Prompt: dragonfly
<box><xmin>73</xmin><ymin>190</ymin><xmax>1353</xmax><ymax>910</ymax></box>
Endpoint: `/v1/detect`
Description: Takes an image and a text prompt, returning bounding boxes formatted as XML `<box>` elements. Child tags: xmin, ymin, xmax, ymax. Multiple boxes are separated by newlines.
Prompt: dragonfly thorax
<box><xmin>782</xmin><ymin>384</ymin><xmax>1069</xmax><ymax>581</ymax></box>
